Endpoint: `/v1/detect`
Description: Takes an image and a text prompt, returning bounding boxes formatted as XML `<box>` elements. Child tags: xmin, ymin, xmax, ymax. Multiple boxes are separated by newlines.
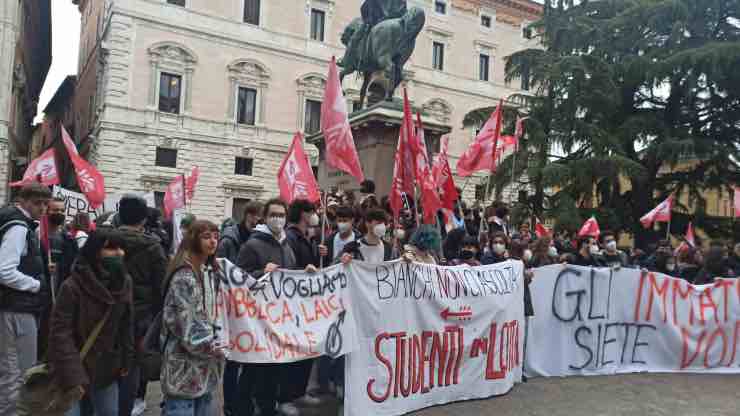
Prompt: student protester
<box><xmin>146</xmin><ymin>208</ymin><xmax>172</xmax><ymax>255</ymax></box>
<box><xmin>340</xmin><ymin>209</ymin><xmax>394</xmax><ymax>263</ymax></box>
<box><xmin>600</xmin><ymin>231</ymin><xmax>630</xmax><ymax>268</ymax></box>
<box><xmin>236</xmin><ymin>199</ymin><xmax>298</xmax><ymax>416</ymax></box>
<box><xmin>727</xmin><ymin>243</ymin><xmax>740</xmax><ymax>276</ymax></box>
<box><xmin>403</xmin><ymin>225</ymin><xmax>442</xmax><ymax>265</ymax></box>
<box><xmin>481</xmin><ymin>231</ymin><xmax>508</xmax><ymax>265</ymax></box>
<box><xmin>652</xmin><ymin>251</ymin><xmax>678</xmax><ymax>277</ymax></box>
<box><xmin>487</xmin><ymin>204</ymin><xmax>510</xmax><ymax>237</ymax></box>
<box><xmin>47</xmin><ymin>197</ymin><xmax>79</xmax><ymax>292</ymax></box>
<box><xmin>218</xmin><ymin>201</ymin><xmax>262</xmax><ymax>265</ymax></box>
<box><xmin>530</xmin><ymin>236</ymin><xmax>556</xmax><ymax>267</ymax></box>
<box><xmin>516</xmin><ymin>222</ymin><xmax>534</xmax><ymax>244</ymax></box>
<box><xmin>442</xmin><ymin>228</ymin><xmax>467</xmax><ymax>265</ymax></box>
<box><xmin>324</xmin><ymin>206</ymin><xmax>360</xmax><ymax>264</ymax></box>
<box><xmin>572</xmin><ymin>237</ymin><xmax>606</xmax><ymax>267</ymax></box>
<box><xmin>694</xmin><ymin>245</ymin><xmax>734</xmax><ymax>284</ymax></box>
<box><xmin>161</xmin><ymin>220</ymin><xmax>225</xmax><ymax>416</ymax></box>
<box><xmin>0</xmin><ymin>183</ymin><xmax>52</xmax><ymax>416</ymax></box>
<box><xmin>116</xmin><ymin>195</ymin><xmax>169</xmax><ymax>416</ymax></box>
<box><xmin>47</xmin><ymin>230</ymin><xmax>134</xmax><ymax>416</ymax></box>
<box><xmin>676</xmin><ymin>247</ymin><xmax>702</xmax><ymax>284</ymax></box>
<box><xmin>71</xmin><ymin>213</ymin><xmax>92</xmax><ymax>249</ymax></box>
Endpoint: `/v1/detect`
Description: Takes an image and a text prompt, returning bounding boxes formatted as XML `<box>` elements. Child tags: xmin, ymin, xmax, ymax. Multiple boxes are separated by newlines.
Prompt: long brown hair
<box><xmin>166</xmin><ymin>220</ymin><xmax>220</xmax><ymax>280</ymax></box>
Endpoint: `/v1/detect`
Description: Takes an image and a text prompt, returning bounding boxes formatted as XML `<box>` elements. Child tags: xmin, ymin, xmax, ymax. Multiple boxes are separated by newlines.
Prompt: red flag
<box><xmin>734</xmin><ymin>187</ymin><xmax>740</xmax><ymax>218</ymax></box>
<box><xmin>163</xmin><ymin>175</ymin><xmax>186</xmax><ymax>219</ymax></box>
<box><xmin>61</xmin><ymin>126</ymin><xmax>106</xmax><ymax>208</ymax></box>
<box><xmin>433</xmin><ymin>136</ymin><xmax>459</xmax><ymax>211</ymax></box>
<box><xmin>39</xmin><ymin>215</ymin><xmax>50</xmax><ymax>255</ymax></box>
<box><xmin>412</xmin><ymin>114</ymin><xmax>442</xmax><ymax>224</ymax></box>
<box><xmin>640</xmin><ymin>195</ymin><xmax>673</xmax><ymax>229</ymax></box>
<box><xmin>278</xmin><ymin>133</ymin><xmax>321</xmax><ymax>204</ymax></box>
<box><xmin>10</xmin><ymin>148</ymin><xmax>59</xmax><ymax>187</ymax></box>
<box><xmin>389</xmin><ymin>90</ymin><xmax>417</xmax><ymax>218</ymax></box>
<box><xmin>685</xmin><ymin>222</ymin><xmax>696</xmax><ymax>248</ymax></box>
<box><xmin>535</xmin><ymin>217</ymin><xmax>550</xmax><ymax>238</ymax></box>
<box><xmin>456</xmin><ymin>101</ymin><xmax>504</xmax><ymax>177</ymax></box>
<box><xmin>185</xmin><ymin>166</ymin><xmax>200</xmax><ymax>201</ymax></box>
<box><xmin>578</xmin><ymin>216</ymin><xmax>601</xmax><ymax>238</ymax></box>
<box><xmin>322</xmin><ymin>57</ymin><xmax>365</xmax><ymax>183</ymax></box>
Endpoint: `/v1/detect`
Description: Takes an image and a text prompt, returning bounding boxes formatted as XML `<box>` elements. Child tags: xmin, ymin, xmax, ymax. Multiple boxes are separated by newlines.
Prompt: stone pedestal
<box><xmin>307</xmin><ymin>100</ymin><xmax>451</xmax><ymax>197</ymax></box>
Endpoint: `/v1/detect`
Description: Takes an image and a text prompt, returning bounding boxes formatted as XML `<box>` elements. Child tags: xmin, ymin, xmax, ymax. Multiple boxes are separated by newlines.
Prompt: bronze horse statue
<box><xmin>338</xmin><ymin>7</ymin><xmax>425</xmax><ymax>109</ymax></box>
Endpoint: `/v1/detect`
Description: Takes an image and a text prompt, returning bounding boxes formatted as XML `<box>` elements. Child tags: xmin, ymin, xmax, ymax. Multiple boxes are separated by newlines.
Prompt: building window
<box><xmin>158</xmin><ymin>72</ymin><xmax>182</xmax><ymax>114</ymax></box>
<box><xmin>310</xmin><ymin>9</ymin><xmax>325</xmax><ymax>41</ymax></box>
<box><xmin>167</xmin><ymin>0</ymin><xmax>186</xmax><ymax>6</ymax></box>
<box><xmin>434</xmin><ymin>1</ymin><xmax>447</xmax><ymax>14</ymax></box>
<box><xmin>155</xmin><ymin>147</ymin><xmax>177</xmax><ymax>168</ymax></box>
<box><xmin>521</xmin><ymin>66</ymin><xmax>531</xmax><ymax>91</ymax></box>
<box><xmin>479</xmin><ymin>54</ymin><xmax>490</xmax><ymax>81</ymax></box>
<box><xmin>236</xmin><ymin>87</ymin><xmax>257</xmax><ymax>125</ymax></box>
<box><xmin>243</xmin><ymin>0</ymin><xmax>260</xmax><ymax>25</ymax></box>
<box><xmin>432</xmin><ymin>42</ymin><xmax>445</xmax><ymax>71</ymax></box>
<box><xmin>304</xmin><ymin>99</ymin><xmax>322</xmax><ymax>134</ymax></box>
<box><xmin>235</xmin><ymin>157</ymin><xmax>254</xmax><ymax>176</ymax></box>
<box><xmin>481</xmin><ymin>15</ymin><xmax>492</xmax><ymax>28</ymax></box>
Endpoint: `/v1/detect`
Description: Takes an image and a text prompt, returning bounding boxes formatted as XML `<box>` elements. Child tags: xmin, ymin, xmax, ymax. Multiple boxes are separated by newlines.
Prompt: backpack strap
<box><xmin>80</xmin><ymin>308</ymin><xmax>112</xmax><ymax>360</ymax></box>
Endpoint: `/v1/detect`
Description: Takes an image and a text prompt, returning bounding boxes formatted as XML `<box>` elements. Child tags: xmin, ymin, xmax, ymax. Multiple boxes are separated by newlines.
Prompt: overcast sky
<box><xmin>36</xmin><ymin>1</ymin><xmax>80</xmax><ymax>122</ymax></box>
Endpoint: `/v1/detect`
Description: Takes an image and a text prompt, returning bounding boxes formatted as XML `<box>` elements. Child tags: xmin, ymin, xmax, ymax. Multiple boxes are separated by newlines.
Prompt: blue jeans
<box><xmin>65</xmin><ymin>383</ymin><xmax>118</xmax><ymax>416</ymax></box>
<box><xmin>162</xmin><ymin>393</ymin><xmax>213</xmax><ymax>416</ymax></box>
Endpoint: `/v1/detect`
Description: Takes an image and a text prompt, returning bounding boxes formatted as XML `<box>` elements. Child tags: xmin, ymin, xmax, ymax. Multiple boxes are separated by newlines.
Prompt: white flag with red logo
<box><xmin>61</xmin><ymin>126</ymin><xmax>106</xmax><ymax>208</ymax></box>
<box><xmin>457</xmin><ymin>100</ymin><xmax>504</xmax><ymax>177</ymax></box>
<box><xmin>578</xmin><ymin>216</ymin><xmax>601</xmax><ymax>238</ymax></box>
<box><xmin>640</xmin><ymin>195</ymin><xmax>674</xmax><ymax>228</ymax></box>
<box><xmin>322</xmin><ymin>57</ymin><xmax>365</xmax><ymax>183</ymax></box>
<box><xmin>10</xmin><ymin>148</ymin><xmax>60</xmax><ymax>187</ymax></box>
<box><xmin>278</xmin><ymin>133</ymin><xmax>320</xmax><ymax>204</ymax></box>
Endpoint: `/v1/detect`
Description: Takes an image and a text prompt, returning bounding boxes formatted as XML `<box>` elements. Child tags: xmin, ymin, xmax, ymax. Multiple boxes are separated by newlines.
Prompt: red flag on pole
<box><xmin>389</xmin><ymin>89</ymin><xmax>417</xmax><ymax>218</ymax></box>
<box><xmin>278</xmin><ymin>133</ymin><xmax>321</xmax><ymax>204</ymax></box>
<box><xmin>184</xmin><ymin>166</ymin><xmax>200</xmax><ymax>201</ymax></box>
<box><xmin>640</xmin><ymin>195</ymin><xmax>674</xmax><ymax>229</ymax></box>
<box><xmin>321</xmin><ymin>57</ymin><xmax>365</xmax><ymax>183</ymax></box>
<box><xmin>578</xmin><ymin>216</ymin><xmax>601</xmax><ymax>238</ymax></box>
<box><xmin>163</xmin><ymin>175</ymin><xmax>185</xmax><ymax>219</ymax></box>
<box><xmin>412</xmin><ymin>113</ymin><xmax>442</xmax><ymax>224</ymax></box>
<box><xmin>39</xmin><ymin>214</ymin><xmax>50</xmax><ymax>255</ymax></box>
<box><xmin>61</xmin><ymin>126</ymin><xmax>106</xmax><ymax>208</ymax></box>
<box><xmin>433</xmin><ymin>136</ymin><xmax>458</xmax><ymax>211</ymax></box>
<box><xmin>535</xmin><ymin>217</ymin><xmax>550</xmax><ymax>238</ymax></box>
<box><xmin>10</xmin><ymin>148</ymin><xmax>60</xmax><ymax>187</ymax></box>
<box><xmin>456</xmin><ymin>101</ymin><xmax>505</xmax><ymax>177</ymax></box>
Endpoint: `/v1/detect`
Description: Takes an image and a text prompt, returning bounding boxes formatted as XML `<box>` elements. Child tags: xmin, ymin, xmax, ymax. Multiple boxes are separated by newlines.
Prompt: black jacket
<box><xmin>237</xmin><ymin>226</ymin><xmax>297</xmax><ymax>276</ymax></box>
<box><xmin>0</xmin><ymin>206</ymin><xmax>49</xmax><ymax>315</ymax></box>
<box><xmin>217</xmin><ymin>223</ymin><xmax>250</xmax><ymax>264</ymax></box>
<box><xmin>285</xmin><ymin>225</ymin><xmax>319</xmax><ymax>269</ymax></box>
<box><xmin>117</xmin><ymin>226</ymin><xmax>168</xmax><ymax>337</ymax></box>
<box><xmin>573</xmin><ymin>252</ymin><xmax>607</xmax><ymax>267</ymax></box>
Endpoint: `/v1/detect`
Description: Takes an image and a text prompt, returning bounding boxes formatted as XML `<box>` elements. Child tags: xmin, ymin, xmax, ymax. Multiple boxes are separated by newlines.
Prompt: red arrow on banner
<box><xmin>441</xmin><ymin>307</ymin><xmax>473</xmax><ymax>321</ymax></box>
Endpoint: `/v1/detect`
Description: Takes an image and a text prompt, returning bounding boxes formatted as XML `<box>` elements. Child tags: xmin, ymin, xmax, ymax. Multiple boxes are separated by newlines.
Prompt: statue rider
<box><xmin>342</xmin><ymin>0</ymin><xmax>407</xmax><ymax>72</ymax></box>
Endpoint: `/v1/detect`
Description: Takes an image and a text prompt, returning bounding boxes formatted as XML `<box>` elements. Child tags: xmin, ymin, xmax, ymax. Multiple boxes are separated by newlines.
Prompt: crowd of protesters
<box><xmin>0</xmin><ymin>181</ymin><xmax>738</xmax><ymax>416</ymax></box>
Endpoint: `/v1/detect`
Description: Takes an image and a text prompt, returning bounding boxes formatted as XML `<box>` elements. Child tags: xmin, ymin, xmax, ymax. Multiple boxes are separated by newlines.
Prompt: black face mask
<box><xmin>460</xmin><ymin>249</ymin><xmax>476</xmax><ymax>260</ymax></box>
<box><xmin>48</xmin><ymin>213</ymin><xmax>66</xmax><ymax>226</ymax></box>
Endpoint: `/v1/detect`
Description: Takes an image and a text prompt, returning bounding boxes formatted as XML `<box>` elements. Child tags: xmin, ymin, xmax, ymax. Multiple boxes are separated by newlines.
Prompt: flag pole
<box><xmin>181</xmin><ymin>171</ymin><xmax>188</xmax><ymax>213</ymax></box>
<box><xmin>319</xmin><ymin>191</ymin><xmax>327</xmax><ymax>269</ymax></box>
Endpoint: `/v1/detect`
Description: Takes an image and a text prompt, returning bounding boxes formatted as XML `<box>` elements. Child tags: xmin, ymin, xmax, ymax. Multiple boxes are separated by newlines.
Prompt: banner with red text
<box><xmin>345</xmin><ymin>260</ymin><xmax>525</xmax><ymax>416</ymax></box>
<box><xmin>217</xmin><ymin>262</ymin><xmax>357</xmax><ymax>363</ymax></box>
<box><xmin>526</xmin><ymin>265</ymin><xmax>740</xmax><ymax>377</ymax></box>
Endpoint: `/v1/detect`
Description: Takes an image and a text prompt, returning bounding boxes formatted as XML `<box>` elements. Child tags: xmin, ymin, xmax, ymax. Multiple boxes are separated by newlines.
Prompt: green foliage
<box><xmin>503</xmin><ymin>0</ymin><xmax>740</xmax><ymax>247</ymax></box>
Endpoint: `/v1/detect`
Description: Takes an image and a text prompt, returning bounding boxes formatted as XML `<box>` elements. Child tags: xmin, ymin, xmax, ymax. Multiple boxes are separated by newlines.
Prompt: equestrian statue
<box><xmin>338</xmin><ymin>0</ymin><xmax>426</xmax><ymax>109</ymax></box>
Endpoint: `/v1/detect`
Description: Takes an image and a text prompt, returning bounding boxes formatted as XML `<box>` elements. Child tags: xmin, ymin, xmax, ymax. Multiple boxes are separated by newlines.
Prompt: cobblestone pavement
<box><xmin>144</xmin><ymin>373</ymin><xmax>740</xmax><ymax>416</ymax></box>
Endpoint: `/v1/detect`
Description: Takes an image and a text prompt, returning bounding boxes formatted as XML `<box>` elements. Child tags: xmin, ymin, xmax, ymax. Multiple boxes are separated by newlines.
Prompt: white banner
<box><xmin>217</xmin><ymin>262</ymin><xmax>357</xmax><ymax>363</ymax></box>
<box><xmin>345</xmin><ymin>260</ymin><xmax>525</xmax><ymax>416</ymax></box>
<box><xmin>52</xmin><ymin>186</ymin><xmax>155</xmax><ymax>223</ymax></box>
<box><xmin>526</xmin><ymin>265</ymin><xmax>740</xmax><ymax>377</ymax></box>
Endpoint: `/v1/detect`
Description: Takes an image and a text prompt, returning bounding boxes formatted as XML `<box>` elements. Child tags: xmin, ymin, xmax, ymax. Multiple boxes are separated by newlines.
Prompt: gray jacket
<box><xmin>217</xmin><ymin>223</ymin><xmax>248</xmax><ymax>264</ymax></box>
<box><xmin>236</xmin><ymin>225</ymin><xmax>297</xmax><ymax>276</ymax></box>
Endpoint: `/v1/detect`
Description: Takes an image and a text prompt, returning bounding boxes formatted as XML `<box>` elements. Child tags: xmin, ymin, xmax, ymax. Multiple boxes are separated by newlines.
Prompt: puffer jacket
<box><xmin>160</xmin><ymin>263</ymin><xmax>223</xmax><ymax>399</ymax></box>
<box><xmin>48</xmin><ymin>261</ymin><xmax>134</xmax><ymax>390</ymax></box>
<box><xmin>118</xmin><ymin>226</ymin><xmax>168</xmax><ymax>337</ymax></box>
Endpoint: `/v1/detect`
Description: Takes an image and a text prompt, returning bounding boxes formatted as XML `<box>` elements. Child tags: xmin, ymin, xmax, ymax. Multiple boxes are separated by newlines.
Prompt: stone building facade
<box><xmin>71</xmin><ymin>0</ymin><xmax>541</xmax><ymax>221</ymax></box>
<box><xmin>0</xmin><ymin>0</ymin><xmax>52</xmax><ymax>202</ymax></box>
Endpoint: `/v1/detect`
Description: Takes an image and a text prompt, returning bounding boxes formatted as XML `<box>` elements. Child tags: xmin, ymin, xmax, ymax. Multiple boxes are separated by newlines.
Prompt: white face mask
<box><xmin>337</xmin><ymin>222</ymin><xmax>352</xmax><ymax>233</ymax></box>
<box><xmin>666</xmin><ymin>263</ymin><xmax>676</xmax><ymax>272</ymax></box>
<box><xmin>523</xmin><ymin>249</ymin><xmax>533</xmax><ymax>262</ymax></box>
<box><xmin>394</xmin><ymin>228</ymin><xmax>406</xmax><ymax>240</ymax></box>
<box><xmin>589</xmin><ymin>244</ymin><xmax>601</xmax><ymax>255</ymax></box>
<box><xmin>493</xmin><ymin>243</ymin><xmax>506</xmax><ymax>255</ymax></box>
<box><xmin>267</xmin><ymin>216</ymin><xmax>286</xmax><ymax>234</ymax></box>
<box><xmin>548</xmin><ymin>246</ymin><xmax>558</xmax><ymax>257</ymax></box>
<box><xmin>606</xmin><ymin>241</ymin><xmax>617</xmax><ymax>252</ymax></box>
<box><xmin>373</xmin><ymin>224</ymin><xmax>387</xmax><ymax>239</ymax></box>
<box><xmin>308</xmin><ymin>213</ymin><xmax>320</xmax><ymax>227</ymax></box>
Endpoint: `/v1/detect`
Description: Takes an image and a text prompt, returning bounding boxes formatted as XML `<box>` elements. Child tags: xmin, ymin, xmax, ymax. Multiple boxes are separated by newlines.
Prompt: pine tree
<box><xmin>503</xmin><ymin>0</ymin><xmax>740</xmax><ymax>246</ymax></box>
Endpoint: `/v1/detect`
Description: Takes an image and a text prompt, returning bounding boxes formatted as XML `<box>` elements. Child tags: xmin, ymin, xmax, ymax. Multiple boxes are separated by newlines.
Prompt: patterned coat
<box><xmin>160</xmin><ymin>264</ymin><xmax>223</xmax><ymax>399</ymax></box>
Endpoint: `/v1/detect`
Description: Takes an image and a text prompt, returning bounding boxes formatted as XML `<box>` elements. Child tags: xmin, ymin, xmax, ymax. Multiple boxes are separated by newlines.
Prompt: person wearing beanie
<box><xmin>115</xmin><ymin>195</ymin><xmax>168</xmax><ymax>416</ymax></box>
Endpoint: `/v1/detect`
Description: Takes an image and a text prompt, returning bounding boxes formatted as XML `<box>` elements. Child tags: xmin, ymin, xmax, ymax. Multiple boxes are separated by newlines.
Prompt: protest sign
<box><xmin>526</xmin><ymin>265</ymin><xmax>740</xmax><ymax>377</ymax></box>
<box><xmin>52</xmin><ymin>186</ymin><xmax>102</xmax><ymax>223</ymax></box>
<box><xmin>217</xmin><ymin>263</ymin><xmax>357</xmax><ymax>363</ymax></box>
<box><xmin>345</xmin><ymin>260</ymin><xmax>525</xmax><ymax>416</ymax></box>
